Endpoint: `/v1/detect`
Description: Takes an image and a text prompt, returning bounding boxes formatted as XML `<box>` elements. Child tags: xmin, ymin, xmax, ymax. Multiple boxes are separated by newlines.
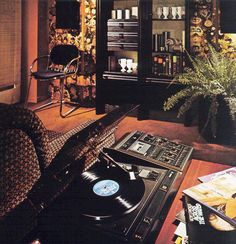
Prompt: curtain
<box><xmin>0</xmin><ymin>0</ymin><xmax>21</xmax><ymax>103</ymax></box>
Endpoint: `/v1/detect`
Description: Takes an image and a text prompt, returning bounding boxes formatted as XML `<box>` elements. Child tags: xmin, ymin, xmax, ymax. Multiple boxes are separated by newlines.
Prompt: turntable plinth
<box><xmin>155</xmin><ymin>159</ymin><xmax>230</xmax><ymax>244</ymax></box>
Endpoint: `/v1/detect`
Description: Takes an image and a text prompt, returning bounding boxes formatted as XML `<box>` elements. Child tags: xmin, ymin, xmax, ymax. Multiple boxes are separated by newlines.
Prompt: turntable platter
<box><xmin>77</xmin><ymin>164</ymin><xmax>145</xmax><ymax>221</ymax></box>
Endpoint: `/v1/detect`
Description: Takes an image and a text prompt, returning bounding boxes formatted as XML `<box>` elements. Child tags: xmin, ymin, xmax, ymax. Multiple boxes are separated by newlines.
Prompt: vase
<box><xmin>198</xmin><ymin>95</ymin><xmax>236</xmax><ymax>146</ymax></box>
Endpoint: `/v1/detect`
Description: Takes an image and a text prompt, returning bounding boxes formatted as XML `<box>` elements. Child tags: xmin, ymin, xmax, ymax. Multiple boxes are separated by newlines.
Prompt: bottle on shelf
<box><xmin>175</xmin><ymin>6</ymin><xmax>180</xmax><ymax>19</ymax></box>
<box><xmin>160</xmin><ymin>7</ymin><xmax>165</xmax><ymax>19</ymax></box>
<box><xmin>157</xmin><ymin>56</ymin><xmax>164</xmax><ymax>74</ymax></box>
<box><xmin>172</xmin><ymin>55</ymin><xmax>177</xmax><ymax>75</ymax></box>
<box><xmin>163</xmin><ymin>31</ymin><xmax>171</xmax><ymax>51</ymax></box>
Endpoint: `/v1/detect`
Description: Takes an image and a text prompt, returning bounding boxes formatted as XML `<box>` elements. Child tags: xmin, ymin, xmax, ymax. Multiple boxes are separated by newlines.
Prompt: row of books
<box><xmin>152</xmin><ymin>31</ymin><xmax>170</xmax><ymax>52</ymax></box>
<box><xmin>152</xmin><ymin>53</ymin><xmax>184</xmax><ymax>76</ymax></box>
<box><xmin>174</xmin><ymin>167</ymin><xmax>236</xmax><ymax>244</ymax></box>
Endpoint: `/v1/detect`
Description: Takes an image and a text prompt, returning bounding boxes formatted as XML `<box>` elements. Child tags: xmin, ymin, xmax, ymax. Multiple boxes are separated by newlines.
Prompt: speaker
<box><xmin>56</xmin><ymin>0</ymin><xmax>80</xmax><ymax>30</ymax></box>
<box><xmin>220</xmin><ymin>0</ymin><xmax>236</xmax><ymax>33</ymax></box>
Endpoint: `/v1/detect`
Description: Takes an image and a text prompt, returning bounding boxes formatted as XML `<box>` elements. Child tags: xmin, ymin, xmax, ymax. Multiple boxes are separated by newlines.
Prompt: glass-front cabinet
<box><xmin>107</xmin><ymin>0</ymin><xmax>139</xmax><ymax>76</ymax></box>
<box><xmin>151</xmin><ymin>0</ymin><xmax>188</xmax><ymax>80</ymax></box>
<box><xmin>96</xmin><ymin>0</ymin><xmax>190</xmax><ymax>114</ymax></box>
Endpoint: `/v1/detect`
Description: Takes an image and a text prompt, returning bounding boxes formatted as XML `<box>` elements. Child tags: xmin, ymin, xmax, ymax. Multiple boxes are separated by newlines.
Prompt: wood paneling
<box><xmin>0</xmin><ymin>0</ymin><xmax>21</xmax><ymax>104</ymax></box>
<box><xmin>21</xmin><ymin>0</ymin><xmax>38</xmax><ymax>103</ymax></box>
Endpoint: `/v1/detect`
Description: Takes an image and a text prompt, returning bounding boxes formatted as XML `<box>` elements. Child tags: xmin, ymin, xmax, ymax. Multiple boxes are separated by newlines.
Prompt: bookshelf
<box><xmin>96</xmin><ymin>0</ymin><xmax>190</xmax><ymax>114</ymax></box>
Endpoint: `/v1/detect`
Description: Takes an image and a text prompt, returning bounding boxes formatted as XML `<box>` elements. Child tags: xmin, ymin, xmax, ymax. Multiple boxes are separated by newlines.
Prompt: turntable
<box><xmin>60</xmin><ymin>151</ymin><xmax>182</xmax><ymax>243</ymax></box>
<box><xmin>34</xmin><ymin>129</ymin><xmax>193</xmax><ymax>244</ymax></box>
<box><xmin>36</xmin><ymin>149</ymin><xmax>183</xmax><ymax>244</ymax></box>
<box><xmin>72</xmin><ymin>132</ymin><xmax>193</xmax><ymax>243</ymax></box>
<box><xmin>16</xmin><ymin>106</ymin><xmax>194</xmax><ymax>244</ymax></box>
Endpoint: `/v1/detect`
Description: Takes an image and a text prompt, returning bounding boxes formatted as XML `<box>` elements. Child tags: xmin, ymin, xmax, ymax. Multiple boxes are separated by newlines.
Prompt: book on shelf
<box><xmin>152</xmin><ymin>33</ymin><xmax>168</xmax><ymax>52</ymax></box>
<box><xmin>183</xmin><ymin>172</ymin><xmax>236</xmax><ymax>244</ymax></box>
<box><xmin>108</xmin><ymin>56</ymin><xmax>118</xmax><ymax>72</ymax></box>
<box><xmin>152</xmin><ymin>52</ymin><xmax>184</xmax><ymax>76</ymax></box>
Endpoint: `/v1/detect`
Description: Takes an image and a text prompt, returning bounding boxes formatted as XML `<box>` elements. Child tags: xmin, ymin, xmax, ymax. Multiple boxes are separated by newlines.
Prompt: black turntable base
<box><xmin>31</xmin><ymin>154</ymin><xmax>181</xmax><ymax>244</ymax></box>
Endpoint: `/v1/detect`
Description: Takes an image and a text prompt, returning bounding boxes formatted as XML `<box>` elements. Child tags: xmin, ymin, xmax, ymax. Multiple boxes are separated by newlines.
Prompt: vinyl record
<box><xmin>77</xmin><ymin>163</ymin><xmax>145</xmax><ymax>221</ymax></box>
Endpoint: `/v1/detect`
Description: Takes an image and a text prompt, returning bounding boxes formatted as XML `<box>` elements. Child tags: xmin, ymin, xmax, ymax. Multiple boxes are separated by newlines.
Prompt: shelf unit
<box><xmin>96</xmin><ymin>0</ymin><xmax>190</xmax><ymax>115</ymax></box>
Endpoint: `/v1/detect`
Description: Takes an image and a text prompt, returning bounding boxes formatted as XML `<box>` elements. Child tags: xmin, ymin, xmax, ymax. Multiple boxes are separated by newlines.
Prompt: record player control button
<box><xmin>143</xmin><ymin>217</ymin><xmax>152</xmax><ymax>225</ymax></box>
<box><xmin>168</xmin><ymin>171</ymin><xmax>174</xmax><ymax>178</ymax></box>
<box><xmin>143</xmin><ymin>134</ymin><xmax>155</xmax><ymax>143</ymax></box>
<box><xmin>134</xmin><ymin>234</ymin><xmax>143</xmax><ymax>241</ymax></box>
<box><xmin>121</xmin><ymin>144</ymin><xmax>129</xmax><ymax>149</ymax></box>
<box><xmin>160</xmin><ymin>184</ymin><xmax>168</xmax><ymax>191</ymax></box>
<box><xmin>172</xmin><ymin>148</ymin><xmax>179</xmax><ymax>153</ymax></box>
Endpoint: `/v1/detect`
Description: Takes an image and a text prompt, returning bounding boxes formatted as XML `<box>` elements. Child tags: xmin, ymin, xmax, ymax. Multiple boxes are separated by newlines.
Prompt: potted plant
<box><xmin>163</xmin><ymin>45</ymin><xmax>236</xmax><ymax>145</ymax></box>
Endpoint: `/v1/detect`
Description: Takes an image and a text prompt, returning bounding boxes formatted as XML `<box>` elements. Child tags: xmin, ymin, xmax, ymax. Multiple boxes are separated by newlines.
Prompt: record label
<box><xmin>93</xmin><ymin>179</ymin><xmax>120</xmax><ymax>197</ymax></box>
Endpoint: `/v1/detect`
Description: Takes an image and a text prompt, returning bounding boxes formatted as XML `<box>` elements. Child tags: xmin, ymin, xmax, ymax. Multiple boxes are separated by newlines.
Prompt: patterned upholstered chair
<box><xmin>0</xmin><ymin>103</ymin><xmax>95</xmax><ymax>242</ymax></box>
<box><xmin>0</xmin><ymin>103</ymin><xmax>94</xmax><ymax>171</ymax></box>
<box><xmin>0</xmin><ymin>128</ymin><xmax>41</xmax><ymax>242</ymax></box>
<box><xmin>0</xmin><ymin>103</ymin><xmax>117</xmax><ymax>242</ymax></box>
<box><xmin>0</xmin><ymin>128</ymin><xmax>41</xmax><ymax>216</ymax></box>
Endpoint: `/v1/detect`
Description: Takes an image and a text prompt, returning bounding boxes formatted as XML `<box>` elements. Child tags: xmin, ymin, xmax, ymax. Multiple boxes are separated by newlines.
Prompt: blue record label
<box><xmin>93</xmin><ymin>179</ymin><xmax>120</xmax><ymax>197</ymax></box>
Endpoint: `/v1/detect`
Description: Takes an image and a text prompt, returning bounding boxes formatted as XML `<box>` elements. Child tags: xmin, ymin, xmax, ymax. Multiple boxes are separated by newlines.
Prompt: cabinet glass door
<box><xmin>151</xmin><ymin>0</ymin><xmax>186</xmax><ymax>80</ymax></box>
<box><xmin>105</xmin><ymin>0</ymin><xmax>139</xmax><ymax>79</ymax></box>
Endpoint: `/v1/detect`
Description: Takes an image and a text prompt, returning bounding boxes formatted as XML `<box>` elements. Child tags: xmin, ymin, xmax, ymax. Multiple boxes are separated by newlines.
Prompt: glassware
<box><xmin>167</xmin><ymin>7</ymin><xmax>173</xmax><ymax>19</ymax></box>
<box><xmin>126</xmin><ymin>59</ymin><xmax>133</xmax><ymax>73</ymax></box>
<box><xmin>162</xmin><ymin>7</ymin><xmax>169</xmax><ymax>19</ymax></box>
<box><xmin>118</xmin><ymin>58</ymin><xmax>127</xmax><ymax>72</ymax></box>
<box><xmin>172</xmin><ymin>7</ymin><xmax>177</xmax><ymax>19</ymax></box>
<box><xmin>131</xmin><ymin>62</ymin><xmax>138</xmax><ymax>73</ymax></box>
<box><xmin>157</xmin><ymin>7</ymin><xmax>162</xmax><ymax>19</ymax></box>
<box><xmin>160</xmin><ymin>7</ymin><xmax>165</xmax><ymax>19</ymax></box>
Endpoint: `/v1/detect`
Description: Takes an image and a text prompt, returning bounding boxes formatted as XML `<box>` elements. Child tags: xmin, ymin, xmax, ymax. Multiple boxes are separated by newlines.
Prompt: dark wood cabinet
<box><xmin>96</xmin><ymin>0</ymin><xmax>190</xmax><ymax>114</ymax></box>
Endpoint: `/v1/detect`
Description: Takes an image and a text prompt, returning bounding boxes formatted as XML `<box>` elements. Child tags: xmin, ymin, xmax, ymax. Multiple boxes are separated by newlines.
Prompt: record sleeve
<box><xmin>183</xmin><ymin>173</ymin><xmax>236</xmax><ymax>243</ymax></box>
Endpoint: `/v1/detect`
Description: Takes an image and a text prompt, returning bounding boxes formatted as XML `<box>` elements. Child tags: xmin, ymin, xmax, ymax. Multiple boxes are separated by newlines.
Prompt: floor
<box><xmin>34</xmin><ymin>103</ymin><xmax>103</xmax><ymax>132</ymax></box>
<box><xmin>34</xmin><ymin>103</ymin><xmax>236</xmax><ymax>166</ymax></box>
<box><xmin>34</xmin><ymin>102</ymin><xmax>184</xmax><ymax>132</ymax></box>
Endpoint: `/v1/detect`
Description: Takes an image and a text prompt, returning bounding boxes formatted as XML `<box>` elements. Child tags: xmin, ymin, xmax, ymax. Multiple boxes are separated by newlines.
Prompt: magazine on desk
<box><xmin>198</xmin><ymin>167</ymin><xmax>236</xmax><ymax>183</ymax></box>
<box><xmin>183</xmin><ymin>172</ymin><xmax>236</xmax><ymax>244</ymax></box>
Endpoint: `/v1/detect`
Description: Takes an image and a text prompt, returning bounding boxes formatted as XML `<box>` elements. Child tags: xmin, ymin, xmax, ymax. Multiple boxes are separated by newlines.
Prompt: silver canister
<box><xmin>125</xmin><ymin>9</ymin><xmax>131</xmax><ymax>19</ymax></box>
<box><xmin>111</xmin><ymin>10</ymin><xmax>116</xmax><ymax>19</ymax></box>
<box><xmin>116</xmin><ymin>9</ymin><xmax>123</xmax><ymax>19</ymax></box>
<box><xmin>131</xmin><ymin>6</ymin><xmax>138</xmax><ymax>18</ymax></box>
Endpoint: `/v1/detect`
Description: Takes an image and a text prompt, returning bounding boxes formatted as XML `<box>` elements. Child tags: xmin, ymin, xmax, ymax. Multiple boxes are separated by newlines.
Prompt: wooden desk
<box><xmin>155</xmin><ymin>159</ymin><xmax>231</xmax><ymax>244</ymax></box>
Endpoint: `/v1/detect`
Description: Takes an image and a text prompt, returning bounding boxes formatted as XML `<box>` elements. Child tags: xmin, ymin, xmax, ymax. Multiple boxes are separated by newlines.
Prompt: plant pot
<box><xmin>198</xmin><ymin>95</ymin><xmax>236</xmax><ymax>145</ymax></box>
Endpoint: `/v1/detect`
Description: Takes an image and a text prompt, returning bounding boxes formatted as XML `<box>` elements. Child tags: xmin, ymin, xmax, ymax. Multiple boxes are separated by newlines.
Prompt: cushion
<box><xmin>0</xmin><ymin>104</ymin><xmax>52</xmax><ymax>170</ymax></box>
<box><xmin>0</xmin><ymin>129</ymin><xmax>41</xmax><ymax>217</ymax></box>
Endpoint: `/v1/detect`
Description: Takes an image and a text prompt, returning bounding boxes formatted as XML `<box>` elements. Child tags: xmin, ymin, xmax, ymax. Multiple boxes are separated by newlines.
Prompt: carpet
<box><xmin>115</xmin><ymin>117</ymin><xmax>236</xmax><ymax>166</ymax></box>
<box><xmin>36</xmin><ymin>106</ymin><xmax>236</xmax><ymax>166</ymax></box>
